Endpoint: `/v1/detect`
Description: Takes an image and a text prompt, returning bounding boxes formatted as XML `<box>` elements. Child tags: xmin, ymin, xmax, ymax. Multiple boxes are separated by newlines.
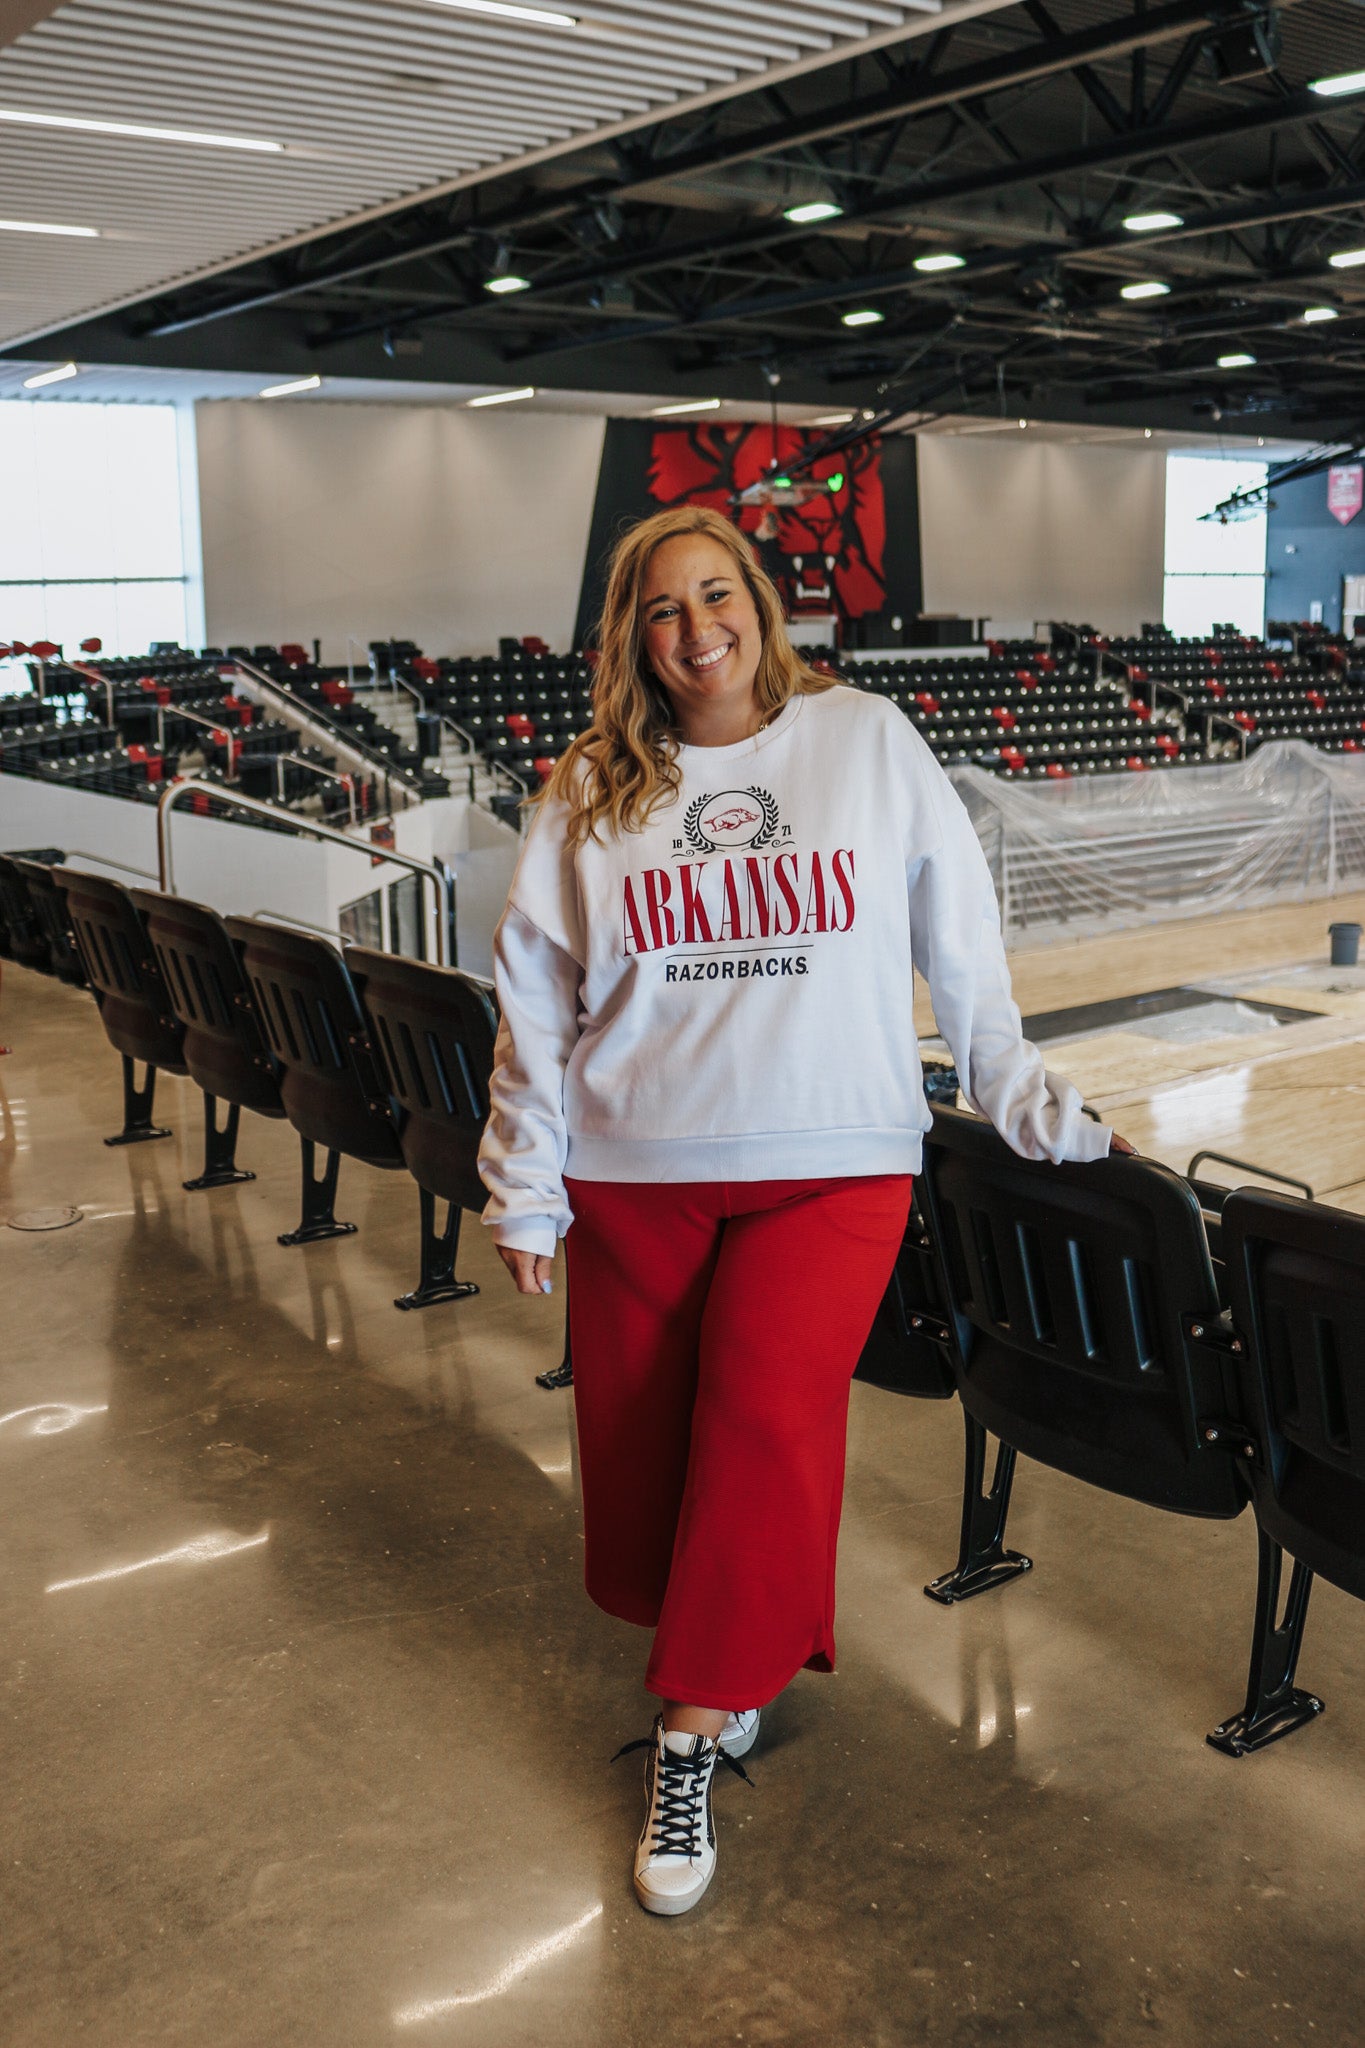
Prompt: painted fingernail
<box><xmin>541</xmin><ymin>1279</ymin><xmax>554</xmax><ymax>1294</ymax></box>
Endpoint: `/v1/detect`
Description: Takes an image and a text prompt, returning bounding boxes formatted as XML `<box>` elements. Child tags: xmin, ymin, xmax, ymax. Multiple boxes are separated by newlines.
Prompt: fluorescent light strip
<box><xmin>1123</xmin><ymin>211</ymin><xmax>1183</xmax><ymax>232</ymax></box>
<box><xmin>784</xmin><ymin>201</ymin><xmax>843</xmax><ymax>224</ymax></box>
<box><xmin>913</xmin><ymin>253</ymin><xmax>965</xmax><ymax>273</ymax></box>
<box><xmin>484</xmin><ymin>273</ymin><xmax>531</xmax><ymax>294</ymax></box>
<box><xmin>0</xmin><ymin>217</ymin><xmax>98</xmax><ymax>238</ymax></box>
<box><xmin>0</xmin><ymin>106</ymin><xmax>280</xmax><ymax>152</ymax></box>
<box><xmin>1329</xmin><ymin>247</ymin><xmax>1365</xmax><ymax>269</ymax></box>
<box><xmin>1302</xmin><ymin>306</ymin><xmax>1339</xmax><ymax>323</ymax></box>
<box><xmin>467</xmin><ymin>385</ymin><xmax>536</xmax><ymax>407</ymax></box>
<box><xmin>810</xmin><ymin>411</ymin><xmax>856</xmax><ymax>425</ymax></box>
<box><xmin>651</xmin><ymin>397</ymin><xmax>722</xmax><ymax>416</ymax></box>
<box><xmin>259</xmin><ymin>374</ymin><xmax>322</xmax><ymax>398</ymax></box>
<box><xmin>1217</xmin><ymin>352</ymin><xmax>1256</xmax><ymax>368</ymax></box>
<box><xmin>1310</xmin><ymin>68</ymin><xmax>1365</xmax><ymax>96</ymax></box>
<box><xmin>1120</xmin><ymin>280</ymin><xmax>1170</xmax><ymax>300</ymax></box>
<box><xmin>23</xmin><ymin>362</ymin><xmax>78</xmax><ymax>389</ymax></box>
<box><xmin>842</xmin><ymin>308</ymin><xmax>884</xmax><ymax>326</ymax></box>
<box><xmin>423</xmin><ymin>0</ymin><xmax>578</xmax><ymax>24</ymax></box>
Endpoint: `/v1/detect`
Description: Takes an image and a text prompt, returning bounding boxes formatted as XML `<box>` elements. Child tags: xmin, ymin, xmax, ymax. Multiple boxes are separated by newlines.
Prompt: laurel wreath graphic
<box><xmin>749</xmin><ymin>787</ymin><xmax>780</xmax><ymax>848</ymax></box>
<box><xmin>683</xmin><ymin>793</ymin><xmax>716</xmax><ymax>852</ymax></box>
<box><xmin>683</xmin><ymin>786</ymin><xmax>781</xmax><ymax>853</ymax></box>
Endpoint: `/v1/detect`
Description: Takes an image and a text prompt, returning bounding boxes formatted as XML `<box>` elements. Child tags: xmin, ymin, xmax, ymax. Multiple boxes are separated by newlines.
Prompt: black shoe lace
<box><xmin>611</xmin><ymin>1731</ymin><xmax>754</xmax><ymax>1857</ymax></box>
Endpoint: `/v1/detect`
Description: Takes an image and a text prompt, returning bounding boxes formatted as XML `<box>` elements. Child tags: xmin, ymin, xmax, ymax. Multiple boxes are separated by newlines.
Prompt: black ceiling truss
<box><xmin>16</xmin><ymin>0</ymin><xmax>1365</xmax><ymax>434</ymax></box>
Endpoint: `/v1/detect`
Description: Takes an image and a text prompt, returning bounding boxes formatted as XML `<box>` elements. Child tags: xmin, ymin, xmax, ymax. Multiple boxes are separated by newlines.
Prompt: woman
<box><xmin>478</xmin><ymin>504</ymin><xmax>1124</xmax><ymax>1918</ymax></box>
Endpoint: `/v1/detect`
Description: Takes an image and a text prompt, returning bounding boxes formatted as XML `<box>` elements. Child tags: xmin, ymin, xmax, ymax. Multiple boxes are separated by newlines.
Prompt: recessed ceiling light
<box><xmin>1302</xmin><ymin>305</ymin><xmax>1339</xmax><ymax>323</ymax></box>
<box><xmin>784</xmin><ymin>201</ymin><xmax>843</xmax><ymax>225</ymax></box>
<box><xmin>651</xmin><ymin>397</ymin><xmax>722</xmax><ymax>416</ymax></box>
<box><xmin>913</xmin><ymin>253</ymin><xmax>965</xmax><ymax>273</ymax></box>
<box><xmin>842</xmin><ymin>308</ymin><xmax>885</xmax><ymax>327</ymax></box>
<box><xmin>1330</xmin><ymin>247</ymin><xmax>1365</xmax><ymax>269</ymax></box>
<box><xmin>1310</xmin><ymin>67</ymin><xmax>1365</xmax><ymax>96</ymax></box>
<box><xmin>467</xmin><ymin>384</ymin><xmax>536</xmax><ymax>407</ymax></box>
<box><xmin>810</xmin><ymin>411</ymin><xmax>856</xmax><ymax>425</ymax></box>
<box><xmin>0</xmin><ymin>217</ymin><xmax>98</xmax><ymax>238</ymax></box>
<box><xmin>484</xmin><ymin>273</ymin><xmax>531</xmax><ymax>294</ymax></box>
<box><xmin>1120</xmin><ymin>280</ymin><xmax>1171</xmax><ymax>300</ymax></box>
<box><xmin>1217</xmin><ymin>352</ymin><xmax>1256</xmax><ymax>368</ymax></box>
<box><xmin>1122</xmin><ymin>210</ymin><xmax>1184</xmax><ymax>232</ymax></box>
<box><xmin>0</xmin><ymin>106</ymin><xmax>279</xmax><ymax>152</ymax></box>
<box><xmin>424</xmin><ymin>0</ymin><xmax>577</xmax><ymax>23</ymax></box>
<box><xmin>22</xmin><ymin>362</ymin><xmax>79</xmax><ymax>389</ymax></box>
<box><xmin>259</xmin><ymin>374</ymin><xmax>323</xmax><ymax>399</ymax></box>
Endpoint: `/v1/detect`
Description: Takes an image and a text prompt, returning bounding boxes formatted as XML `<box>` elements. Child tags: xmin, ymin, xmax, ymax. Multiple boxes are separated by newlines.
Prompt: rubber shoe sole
<box><xmin>719</xmin><ymin>1709</ymin><xmax>760</xmax><ymax>1760</ymax></box>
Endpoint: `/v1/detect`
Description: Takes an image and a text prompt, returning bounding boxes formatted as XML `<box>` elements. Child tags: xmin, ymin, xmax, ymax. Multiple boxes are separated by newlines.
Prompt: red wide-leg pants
<box><xmin>563</xmin><ymin>1174</ymin><xmax>913</xmax><ymax>1712</ymax></box>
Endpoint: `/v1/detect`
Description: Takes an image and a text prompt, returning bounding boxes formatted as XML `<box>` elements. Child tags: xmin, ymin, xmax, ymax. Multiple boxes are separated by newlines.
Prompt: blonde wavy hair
<box><xmin>543</xmin><ymin>503</ymin><xmax>838</xmax><ymax>843</ymax></box>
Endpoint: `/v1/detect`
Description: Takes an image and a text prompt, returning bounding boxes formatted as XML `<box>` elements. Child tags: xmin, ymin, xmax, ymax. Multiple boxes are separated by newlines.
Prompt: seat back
<box><xmin>54</xmin><ymin>869</ymin><xmax>185</xmax><ymax>1071</ymax></box>
<box><xmin>854</xmin><ymin>1191</ymin><xmax>957</xmax><ymax>1398</ymax></box>
<box><xmin>0</xmin><ymin>853</ymin><xmax>52</xmax><ymax>970</ymax></box>
<box><xmin>224</xmin><ymin>917</ymin><xmax>404</xmax><ymax>1168</ymax></box>
<box><xmin>1223</xmin><ymin>1190</ymin><xmax>1365</xmax><ymax>1598</ymax></box>
<box><xmin>11</xmin><ymin>859</ymin><xmax>86</xmax><ymax>985</ymax></box>
<box><xmin>920</xmin><ymin>1106</ymin><xmax>1246</xmax><ymax>1517</ymax></box>
<box><xmin>132</xmin><ymin>891</ymin><xmax>285</xmax><ymax>1119</ymax></box>
<box><xmin>348</xmin><ymin>948</ymin><xmax>497</xmax><ymax>1211</ymax></box>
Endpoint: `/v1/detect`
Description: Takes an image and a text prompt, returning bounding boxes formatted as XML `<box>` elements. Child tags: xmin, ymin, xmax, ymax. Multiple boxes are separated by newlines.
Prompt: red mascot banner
<box><xmin>646</xmin><ymin>422</ymin><xmax>887</xmax><ymax>622</ymax></box>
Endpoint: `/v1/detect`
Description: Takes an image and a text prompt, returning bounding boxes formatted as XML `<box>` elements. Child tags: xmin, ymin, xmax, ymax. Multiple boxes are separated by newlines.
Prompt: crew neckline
<box><xmin>674</xmin><ymin>692</ymin><xmax>805</xmax><ymax>764</ymax></box>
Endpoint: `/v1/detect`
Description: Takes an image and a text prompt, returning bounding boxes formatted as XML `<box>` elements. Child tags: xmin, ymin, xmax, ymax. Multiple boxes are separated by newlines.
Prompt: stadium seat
<box><xmin>54</xmin><ymin>868</ymin><xmax>188</xmax><ymax>1146</ymax></box>
<box><xmin>225</xmin><ymin>916</ymin><xmax>406</xmax><ymax>1246</ymax></box>
<box><xmin>902</xmin><ymin>1105</ymin><xmax>1320</xmax><ymax>1747</ymax></box>
<box><xmin>0</xmin><ymin>852</ymin><xmax>68</xmax><ymax>976</ymax></box>
<box><xmin>131</xmin><ymin>889</ymin><xmax>287</xmax><ymax>1192</ymax></box>
<box><xmin>1211</xmin><ymin>1189</ymin><xmax>1365</xmax><ymax>1755</ymax></box>
<box><xmin>10</xmin><ymin>858</ymin><xmax>87</xmax><ymax>986</ymax></box>
<box><xmin>348</xmin><ymin>947</ymin><xmax>499</xmax><ymax>1310</ymax></box>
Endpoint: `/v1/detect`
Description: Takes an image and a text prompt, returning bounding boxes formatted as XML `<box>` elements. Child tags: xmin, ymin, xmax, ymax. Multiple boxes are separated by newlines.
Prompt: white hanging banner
<box><xmin>1327</xmin><ymin>464</ymin><xmax>1363</xmax><ymax>526</ymax></box>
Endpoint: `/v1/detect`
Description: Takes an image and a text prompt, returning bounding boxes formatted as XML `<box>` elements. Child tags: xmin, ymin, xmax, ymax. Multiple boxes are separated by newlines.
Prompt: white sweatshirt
<box><xmin>478</xmin><ymin>685</ymin><xmax>1111</xmax><ymax>1256</ymax></box>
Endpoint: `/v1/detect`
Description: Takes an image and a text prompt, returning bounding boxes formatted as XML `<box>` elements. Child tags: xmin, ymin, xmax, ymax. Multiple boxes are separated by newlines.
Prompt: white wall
<box><xmin>196</xmin><ymin>401</ymin><xmax>606</xmax><ymax>663</ymax></box>
<box><xmin>918</xmin><ymin>435</ymin><xmax>1167</xmax><ymax>638</ymax></box>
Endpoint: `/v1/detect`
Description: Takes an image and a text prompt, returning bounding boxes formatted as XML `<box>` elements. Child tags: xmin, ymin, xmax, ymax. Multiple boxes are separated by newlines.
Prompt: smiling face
<box><xmin>639</xmin><ymin>531</ymin><xmax>764</xmax><ymax>739</ymax></box>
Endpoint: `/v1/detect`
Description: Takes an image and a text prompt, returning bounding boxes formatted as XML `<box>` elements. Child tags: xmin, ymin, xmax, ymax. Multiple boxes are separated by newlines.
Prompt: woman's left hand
<box><xmin>1108</xmin><ymin>1133</ymin><xmax>1138</xmax><ymax>1156</ymax></box>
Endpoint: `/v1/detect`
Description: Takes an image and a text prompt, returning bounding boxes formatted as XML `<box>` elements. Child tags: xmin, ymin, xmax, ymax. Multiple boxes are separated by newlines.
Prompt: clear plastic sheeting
<box><xmin>948</xmin><ymin>741</ymin><xmax>1365</xmax><ymax>944</ymax></box>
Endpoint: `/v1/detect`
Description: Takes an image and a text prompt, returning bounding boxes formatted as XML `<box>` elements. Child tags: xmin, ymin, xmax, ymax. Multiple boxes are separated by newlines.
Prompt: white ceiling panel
<box><xmin>0</xmin><ymin>0</ymin><xmax>1027</xmax><ymax>349</ymax></box>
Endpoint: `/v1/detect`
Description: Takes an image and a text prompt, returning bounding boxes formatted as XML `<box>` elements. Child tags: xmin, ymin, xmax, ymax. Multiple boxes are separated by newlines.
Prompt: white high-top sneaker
<box><xmin>631</xmin><ymin>1718</ymin><xmax>722</xmax><ymax>1917</ymax></box>
<box><xmin>719</xmin><ymin>1709</ymin><xmax>761</xmax><ymax>1759</ymax></box>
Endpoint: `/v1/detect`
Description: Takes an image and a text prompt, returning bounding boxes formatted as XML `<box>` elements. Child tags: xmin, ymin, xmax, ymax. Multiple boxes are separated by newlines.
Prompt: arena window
<box><xmin>0</xmin><ymin>400</ymin><xmax>198</xmax><ymax>686</ymax></box>
<box><xmin>1163</xmin><ymin>453</ymin><xmax>1268</xmax><ymax>640</ymax></box>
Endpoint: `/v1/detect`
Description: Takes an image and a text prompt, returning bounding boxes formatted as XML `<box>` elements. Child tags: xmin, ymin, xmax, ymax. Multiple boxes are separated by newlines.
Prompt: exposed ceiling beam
<box><xmin>141</xmin><ymin>0</ymin><xmax>1255</xmax><ymax>340</ymax></box>
<box><xmin>310</xmin><ymin>79</ymin><xmax>1365</xmax><ymax>354</ymax></box>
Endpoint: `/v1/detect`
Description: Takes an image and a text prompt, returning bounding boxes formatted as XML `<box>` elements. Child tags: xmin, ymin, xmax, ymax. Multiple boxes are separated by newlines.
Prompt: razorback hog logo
<box><xmin>684</xmin><ymin>786</ymin><xmax>779</xmax><ymax>853</ymax></box>
<box><xmin>623</xmin><ymin>849</ymin><xmax>856</xmax><ymax>956</ymax></box>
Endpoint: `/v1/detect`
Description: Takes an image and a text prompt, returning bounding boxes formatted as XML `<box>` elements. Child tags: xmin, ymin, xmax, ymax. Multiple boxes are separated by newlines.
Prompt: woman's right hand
<box><xmin>497</xmin><ymin>1245</ymin><xmax>556</xmax><ymax>1296</ymax></box>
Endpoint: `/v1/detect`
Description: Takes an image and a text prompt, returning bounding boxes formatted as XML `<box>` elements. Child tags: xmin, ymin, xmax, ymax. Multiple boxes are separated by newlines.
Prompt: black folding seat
<box><xmin>1212</xmin><ymin>1191</ymin><xmax>1365</xmax><ymax>1754</ymax></box>
<box><xmin>225</xmin><ymin>916</ymin><xmax>408</xmax><ymax>1249</ymax></box>
<box><xmin>348</xmin><ymin>948</ymin><xmax>498</xmax><ymax>1309</ymax></box>
<box><xmin>906</xmin><ymin>1108</ymin><xmax>1307</xmax><ymax>1742</ymax></box>
<box><xmin>0</xmin><ymin>853</ymin><xmax>60</xmax><ymax>973</ymax></box>
<box><xmin>131</xmin><ymin>890</ymin><xmax>293</xmax><ymax>1193</ymax></box>
<box><xmin>54</xmin><ymin>868</ymin><xmax>189</xmax><ymax>1145</ymax></box>
<box><xmin>9</xmin><ymin>858</ymin><xmax>85</xmax><ymax>985</ymax></box>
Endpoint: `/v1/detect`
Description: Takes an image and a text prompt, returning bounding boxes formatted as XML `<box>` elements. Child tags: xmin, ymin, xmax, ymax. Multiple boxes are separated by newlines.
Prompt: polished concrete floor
<box><xmin>3</xmin><ymin>912</ymin><xmax>1364</xmax><ymax>2048</ymax></box>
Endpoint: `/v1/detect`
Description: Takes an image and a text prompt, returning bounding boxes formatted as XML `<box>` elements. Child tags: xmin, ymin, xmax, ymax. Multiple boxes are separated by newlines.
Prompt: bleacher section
<box><xmin>380</xmin><ymin>624</ymin><xmax>1365</xmax><ymax>789</ymax></box>
<box><xmin>0</xmin><ymin>646</ymin><xmax>448</xmax><ymax>831</ymax></box>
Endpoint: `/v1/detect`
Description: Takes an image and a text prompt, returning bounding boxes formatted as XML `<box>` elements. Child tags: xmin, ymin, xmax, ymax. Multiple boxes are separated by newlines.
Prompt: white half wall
<box><xmin>196</xmin><ymin>401</ymin><xmax>607</xmax><ymax>663</ymax></box>
<box><xmin>917</xmin><ymin>435</ymin><xmax>1167</xmax><ymax>638</ymax></box>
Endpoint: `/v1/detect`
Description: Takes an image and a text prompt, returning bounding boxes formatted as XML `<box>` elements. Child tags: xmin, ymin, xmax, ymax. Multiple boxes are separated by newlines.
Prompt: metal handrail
<box><xmin>155</xmin><ymin>777</ymin><xmax>457</xmax><ymax>967</ymax></box>
<box><xmin>275</xmin><ymin>751</ymin><xmax>358</xmax><ymax>825</ymax></box>
<box><xmin>228</xmin><ymin>655</ymin><xmax>417</xmax><ymax>811</ymax></box>
<box><xmin>65</xmin><ymin>849</ymin><xmax>160</xmax><ymax>882</ymax></box>
<box><xmin>382</xmin><ymin>671</ymin><xmax>529</xmax><ymax>811</ymax></box>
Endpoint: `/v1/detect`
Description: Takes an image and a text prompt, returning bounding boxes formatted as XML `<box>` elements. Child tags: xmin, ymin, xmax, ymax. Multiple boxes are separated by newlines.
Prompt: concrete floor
<box><xmin>1</xmin><ymin>952</ymin><xmax>1362</xmax><ymax>2048</ymax></box>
